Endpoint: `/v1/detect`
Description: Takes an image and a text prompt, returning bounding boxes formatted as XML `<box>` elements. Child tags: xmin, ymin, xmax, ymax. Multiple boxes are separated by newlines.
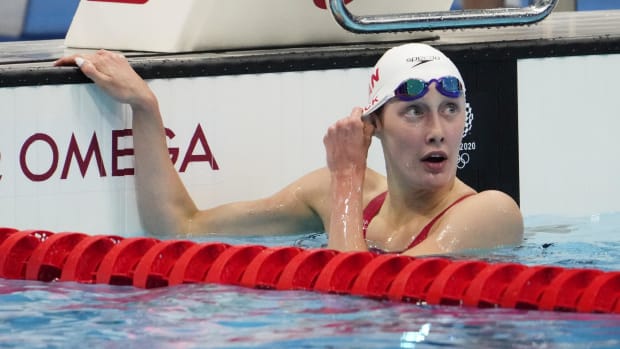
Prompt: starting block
<box><xmin>65</xmin><ymin>0</ymin><xmax>452</xmax><ymax>52</ymax></box>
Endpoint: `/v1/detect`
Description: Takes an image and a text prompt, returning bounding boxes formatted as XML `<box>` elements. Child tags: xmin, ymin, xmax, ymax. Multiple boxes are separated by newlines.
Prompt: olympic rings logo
<box><xmin>457</xmin><ymin>152</ymin><xmax>470</xmax><ymax>169</ymax></box>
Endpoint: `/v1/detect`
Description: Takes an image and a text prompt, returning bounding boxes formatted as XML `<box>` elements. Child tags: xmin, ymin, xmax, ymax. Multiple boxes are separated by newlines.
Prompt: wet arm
<box><xmin>323</xmin><ymin>108</ymin><xmax>375</xmax><ymax>251</ymax></box>
<box><xmin>55</xmin><ymin>51</ymin><xmax>210</xmax><ymax>235</ymax></box>
<box><xmin>326</xmin><ymin>168</ymin><xmax>368</xmax><ymax>250</ymax></box>
<box><xmin>190</xmin><ymin>169</ymin><xmax>328</xmax><ymax>236</ymax></box>
<box><xmin>54</xmin><ymin>51</ymin><xmax>351</xmax><ymax>237</ymax></box>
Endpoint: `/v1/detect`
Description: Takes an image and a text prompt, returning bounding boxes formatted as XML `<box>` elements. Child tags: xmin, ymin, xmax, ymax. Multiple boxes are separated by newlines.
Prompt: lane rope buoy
<box><xmin>0</xmin><ymin>228</ymin><xmax>618</xmax><ymax>313</ymax></box>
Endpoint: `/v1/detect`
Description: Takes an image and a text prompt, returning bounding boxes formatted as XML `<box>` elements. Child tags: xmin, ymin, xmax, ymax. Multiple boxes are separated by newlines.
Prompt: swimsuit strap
<box><xmin>362</xmin><ymin>191</ymin><xmax>388</xmax><ymax>237</ymax></box>
<box><xmin>407</xmin><ymin>193</ymin><xmax>475</xmax><ymax>249</ymax></box>
<box><xmin>362</xmin><ymin>192</ymin><xmax>475</xmax><ymax>251</ymax></box>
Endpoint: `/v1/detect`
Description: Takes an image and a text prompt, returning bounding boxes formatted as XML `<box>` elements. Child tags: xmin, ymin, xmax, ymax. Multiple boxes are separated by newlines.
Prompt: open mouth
<box><xmin>422</xmin><ymin>153</ymin><xmax>447</xmax><ymax>163</ymax></box>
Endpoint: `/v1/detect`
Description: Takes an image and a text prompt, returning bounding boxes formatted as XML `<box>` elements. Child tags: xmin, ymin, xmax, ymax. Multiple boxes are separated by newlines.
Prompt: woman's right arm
<box><xmin>323</xmin><ymin>108</ymin><xmax>376</xmax><ymax>251</ymax></box>
<box><xmin>55</xmin><ymin>50</ymin><xmax>326</xmax><ymax>236</ymax></box>
<box><xmin>56</xmin><ymin>50</ymin><xmax>200</xmax><ymax>235</ymax></box>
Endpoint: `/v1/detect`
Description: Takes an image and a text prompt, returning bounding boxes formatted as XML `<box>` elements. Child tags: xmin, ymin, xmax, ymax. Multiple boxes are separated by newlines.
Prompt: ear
<box><xmin>370</xmin><ymin>111</ymin><xmax>384</xmax><ymax>135</ymax></box>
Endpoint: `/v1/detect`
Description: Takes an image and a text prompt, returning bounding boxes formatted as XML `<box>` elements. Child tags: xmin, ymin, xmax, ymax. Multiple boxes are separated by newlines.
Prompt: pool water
<box><xmin>1</xmin><ymin>214</ymin><xmax>620</xmax><ymax>348</ymax></box>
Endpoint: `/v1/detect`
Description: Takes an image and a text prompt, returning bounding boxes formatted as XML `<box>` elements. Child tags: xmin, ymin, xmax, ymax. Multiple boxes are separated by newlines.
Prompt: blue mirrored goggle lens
<box><xmin>394</xmin><ymin>76</ymin><xmax>463</xmax><ymax>101</ymax></box>
<box><xmin>438</xmin><ymin>77</ymin><xmax>463</xmax><ymax>97</ymax></box>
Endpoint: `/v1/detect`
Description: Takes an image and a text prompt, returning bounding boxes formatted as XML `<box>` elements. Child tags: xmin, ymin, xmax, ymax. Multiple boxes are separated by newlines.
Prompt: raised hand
<box><xmin>323</xmin><ymin>107</ymin><xmax>375</xmax><ymax>175</ymax></box>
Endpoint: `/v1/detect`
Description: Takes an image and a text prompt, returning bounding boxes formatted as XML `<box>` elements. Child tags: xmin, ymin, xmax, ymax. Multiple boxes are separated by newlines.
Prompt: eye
<box><xmin>441</xmin><ymin>102</ymin><xmax>461</xmax><ymax>117</ymax></box>
<box><xmin>402</xmin><ymin>104</ymin><xmax>425</xmax><ymax>120</ymax></box>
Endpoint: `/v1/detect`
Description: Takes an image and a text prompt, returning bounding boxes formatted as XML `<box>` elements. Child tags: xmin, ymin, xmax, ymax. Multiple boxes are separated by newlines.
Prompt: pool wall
<box><xmin>1</xmin><ymin>10</ymin><xmax>620</xmax><ymax>235</ymax></box>
<box><xmin>518</xmin><ymin>54</ymin><xmax>620</xmax><ymax>217</ymax></box>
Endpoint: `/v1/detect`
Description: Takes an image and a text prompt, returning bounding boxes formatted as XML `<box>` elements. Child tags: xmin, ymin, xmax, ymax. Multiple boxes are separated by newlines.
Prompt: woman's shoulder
<box><xmin>297</xmin><ymin>166</ymin><xmax>386</xmax><ymax>191</ymax></box>
<box><xmin>437</xmin><ymin>189</ymin><xmax>524</xmax><ymax>250</ymax></box>
<box><xmin>468</xmin><ymin>190</ymin><xmax>520</xmax><ymax>208</ymax></box>
<box><xmin>287</xmin><ymin>167</ymin><xmax>387</xmax><ymax>221</ymax></box>
<box><xmin>455</xmin><ymin>189</ymin><xmax>522</xmax><ymax>223</ymax></box>
<box><xmin>289</xmin><ymin>166</ymin><xmax>386</xmax><ymax>201</ymax></box>
<box><xmin>451</xmin><ymin>180</ymin><xmax>517</xmax><ymax>208</ymax></box>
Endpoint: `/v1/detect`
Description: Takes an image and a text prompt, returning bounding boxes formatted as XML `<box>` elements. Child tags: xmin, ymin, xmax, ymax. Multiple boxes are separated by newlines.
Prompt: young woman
<box><xmin>54</xmin><ymin>43</ymin><xmax>523</xmax><ymax>256</ymax></box>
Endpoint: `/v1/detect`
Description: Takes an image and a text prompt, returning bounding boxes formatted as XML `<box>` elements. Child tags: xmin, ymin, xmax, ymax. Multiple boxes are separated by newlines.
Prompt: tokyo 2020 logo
<box><xmin>458</xmin><ymin>102</ymin><xmax>475</xmax><ymax>170</ymax></box>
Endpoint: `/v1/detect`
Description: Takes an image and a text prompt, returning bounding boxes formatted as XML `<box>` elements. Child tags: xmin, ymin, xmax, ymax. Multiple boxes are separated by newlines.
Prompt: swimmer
<box><xmin>54</xmin><ymin>43</ymin><xmax>523</xmax><ymax>256</ymax></box>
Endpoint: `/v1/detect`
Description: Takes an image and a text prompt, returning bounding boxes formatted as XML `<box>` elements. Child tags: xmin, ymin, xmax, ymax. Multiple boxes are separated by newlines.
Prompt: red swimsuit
<box><xmin>362</xmin><ymin>192</ymin><xmax>474</xmax><ymax>253</ymax></box>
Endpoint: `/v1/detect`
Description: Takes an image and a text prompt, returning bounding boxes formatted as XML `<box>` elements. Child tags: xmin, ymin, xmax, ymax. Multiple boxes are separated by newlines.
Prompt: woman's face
<box><xmin>375</xmin><ymin>84</ymin><xmax>466</xmax><ymax>191</ymax></box>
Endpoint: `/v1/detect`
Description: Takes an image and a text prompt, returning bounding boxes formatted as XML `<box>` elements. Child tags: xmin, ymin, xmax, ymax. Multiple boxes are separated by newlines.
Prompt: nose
<box><xmin>426</xmin><ymin>111</ymin><xmax>445</xmax><ymax>145</ymax></box>
<box><xmin>424</xmin><ymin>84</ymin><xmax>445</xmax><ymax>145</ymax></box>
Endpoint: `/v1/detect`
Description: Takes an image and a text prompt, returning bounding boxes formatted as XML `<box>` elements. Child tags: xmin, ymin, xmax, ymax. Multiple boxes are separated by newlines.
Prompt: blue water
<box><xmin>1</xmin><ymin>214</ymin><xmax>620</xmax><ymax>348</ymax></box>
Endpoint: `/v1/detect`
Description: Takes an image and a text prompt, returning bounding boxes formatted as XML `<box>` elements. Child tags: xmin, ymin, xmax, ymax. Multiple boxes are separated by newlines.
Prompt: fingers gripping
<box><xmin>75</xmin><ymin>56</ymin><xmax>106</xmax><ymax>85</ymax></box>
<box><xmin>54</xmin><ymin>50</ymin><xmax>127</xmax><ymax>85</ymax></box>
<box><xmin>55</xmin><ymin>50</ymin><xmax>150</xmax><ymax>107</ymax></box>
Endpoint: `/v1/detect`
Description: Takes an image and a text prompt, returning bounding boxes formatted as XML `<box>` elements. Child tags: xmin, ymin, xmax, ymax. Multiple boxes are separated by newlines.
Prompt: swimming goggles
<box><xmin>394</xmin><ymin>76</ymin><xmax>464</xmax><ymax>101</ymax></box>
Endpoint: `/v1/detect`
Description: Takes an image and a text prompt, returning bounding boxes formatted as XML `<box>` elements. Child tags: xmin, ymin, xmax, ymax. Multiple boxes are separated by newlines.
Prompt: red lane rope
<box><xmin>1</xmin><ymin>228</ymin><xmax>619</xmax><ymax>313</ymax></box>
